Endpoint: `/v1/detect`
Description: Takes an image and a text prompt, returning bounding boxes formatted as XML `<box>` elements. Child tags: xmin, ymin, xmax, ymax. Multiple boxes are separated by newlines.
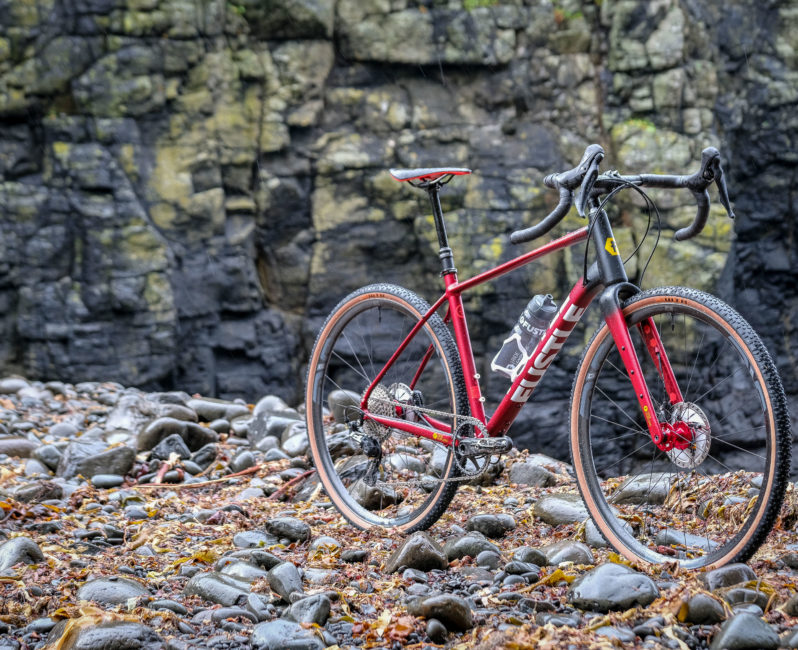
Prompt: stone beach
<box><xmin>0</xmin><ymin>377</ymin><xmax>797</xmax><ymax>649</ymax></box>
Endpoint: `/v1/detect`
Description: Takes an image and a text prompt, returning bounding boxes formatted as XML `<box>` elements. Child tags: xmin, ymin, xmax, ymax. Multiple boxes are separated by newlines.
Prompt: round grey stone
<box><xmin>702</xmin><ymin>563</ymin><xmax>757</xmax><ymax>591</ymax></box>
<box><xmin>184</xmin><ymin>571</ymin><xmax>251</xmax><ymax>606</ymax></box>
<box><xmin>78</xmin><ymin>576</ymin><xmax>148</xmax><ymax>605</ymax></box>
<box><xmin>286</xmin><ymin>593</ymin><xmax>331</xmax><ymax>626</ymax></box>
<box><xmin>443</xmin><ymin>533</ymin><xmax>500</xmax><ymax>561</ymax></box>
<box><xmin>476</xmin><ymin>550</ymin><xmax>502</xmax><ymax>570</ymax></box>
<box><xmin>533</xmin><ymin>492</ymin><xmax>588</xmax><ymax>525</ymax></box>
<box><xmin>0</xmin><ymin>536</ymin><xmax>45</xmax><ymax>571</ymax></box>
<box><xmin>267</xmin><ymin>561</ymin><xmax>303</xmax><ymax>601</ymax></box>
<box><xmin>541</xmin><ymin>540</ymin><xmax>594</xmax><ymax>565</ymax></box>
<box><xmin>384</xmin><ymin>532</ymin><xmax>448</xmax><ymax>574</ymax></box>
<box><xmin>90</xmin><ymin>474</ymin><xmax>125</xmax><ymax>489</ymax></box>
<box><xmin>46</xmin><ymin>621</ymin><xmax>162</xmax><ymax>649</ymax></box>
<box><xmin>685</xmin><ymin>592</ymin><xmax>726</xmax><ymax>624</ymax></box>
<box><xmin>709</xmin><ymin>612</ymin><xmax>779</xmax><ymax>650</ymax></box>
<box><xmin>512</xmin><ymin>546</ymin><xmax>548</xmax><ymax>566</ymax></box>
<box><xmin>0</xmin><ymin>436</ymin><xmax>38</xmax><ymax>458</ymax></box>
<box><xmin>264</xmin><ymin>517</ymin><xmax>310</xmax><ymax>543</ymax></box>
<box><xmin>426</xmin><ymin>618</ymin><xmax>447</xmax><ymax>643</ymax></box>
<box><xmin>464</xmin><ymin>513</ymin><xmax>516</xmax><ymax>538</ymax></box>
<box><xmin>568</xmin><ymin>563</ymin><xmax>659</xmax><ymax>613</ymax></box>
<box><xmin>251</xmin><ymin>619</ymin><xmax>323</xmax><ymax>650</ymax></box>
<box><xmin>407</xmin><ymin>593</ymin><xmax>473</xmax><ymax>631</ymax></box>
<box><xmin>231</xmin><ymin>450</ymin><xmax>256</xmax><ymax>472</ymax></box>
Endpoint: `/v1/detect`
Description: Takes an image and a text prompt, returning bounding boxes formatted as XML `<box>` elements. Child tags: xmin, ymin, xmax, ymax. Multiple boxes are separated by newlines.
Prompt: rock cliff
<box><xmin>0</xmin><ymin>0</ymin><xmax>795</xmax><ymax>462</ymax></box>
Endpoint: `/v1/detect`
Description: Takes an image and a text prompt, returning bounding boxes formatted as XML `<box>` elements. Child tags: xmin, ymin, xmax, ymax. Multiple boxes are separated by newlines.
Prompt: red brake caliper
<box><xmin>659</xmin><ymin>420</ymin><xmax>693</xmax><ymax>452</ymax></box>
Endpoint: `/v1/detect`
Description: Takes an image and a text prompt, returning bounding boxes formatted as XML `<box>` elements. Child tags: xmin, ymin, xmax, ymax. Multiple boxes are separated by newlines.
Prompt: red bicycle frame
<box><xmin>360</xmin><ymin>205</ymin><xmax>684</xmax><ymax>453</ymax></box>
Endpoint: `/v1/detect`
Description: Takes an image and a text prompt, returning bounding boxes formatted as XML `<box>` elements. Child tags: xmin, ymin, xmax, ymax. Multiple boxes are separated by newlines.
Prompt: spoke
<box><xmin>342</xmin><ymin>329</ymin><xmax>370</xmax><ymax>384</ymax></box>
<box><xmin>684</xmin><ymin>328</ymin><xmax>706</xmax><ymax>397</ymax></box>
<box><xmin>596</xmin><ymin>385</ymin><xmax>643</xmax><ymax>430</ymax></box>
<box><xmin>712</xmin><ymin>424</ymin><xmax>766</xmax><ymax>439</ymax></box>
<box><xmin>332</xmin><ymin>349</ymin><xmax>369</xmax><ymax>383</ymax></box>
<box><xmin>590</xmin><ymin>414</ymin><xmax>647</xmax><ymax>437</ymax></box>
<box><xmin>711</xmin><ymin>437</ymin><xmax>767</xmax><ymax>461</ymax></box>
<box><xmin>692</xmin><ymin>366</ymin><xmax>743</xmax><ymax>403</ymax></box>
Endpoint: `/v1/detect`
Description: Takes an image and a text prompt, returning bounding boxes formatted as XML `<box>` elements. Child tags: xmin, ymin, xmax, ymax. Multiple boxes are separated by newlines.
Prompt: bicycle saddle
<box><xmin>390</xmin><ymin>167</ymin><xmax>471</xmax><ymax>186</ymax></box>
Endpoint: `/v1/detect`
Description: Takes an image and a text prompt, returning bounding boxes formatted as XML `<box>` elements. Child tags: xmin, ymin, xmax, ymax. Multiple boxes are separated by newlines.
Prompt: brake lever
<box><xmin>575</xmin><ymin>153</ymin><xmax>603</xmax><ymax>217</ymax></box>
<box><xmin>710</xmin><ymin>156</ymin><xmax>735</xmax><ymax>219</ymax></box>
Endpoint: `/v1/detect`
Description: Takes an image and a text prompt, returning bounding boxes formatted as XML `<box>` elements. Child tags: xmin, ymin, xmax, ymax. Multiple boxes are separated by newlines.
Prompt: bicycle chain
<box><xmin>360</xmin><ymin>390</ymin><xmax>498</xmax><ymax>487</ymax></box>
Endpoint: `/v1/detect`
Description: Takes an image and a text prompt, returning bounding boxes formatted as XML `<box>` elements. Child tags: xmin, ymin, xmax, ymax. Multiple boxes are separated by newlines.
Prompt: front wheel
<box><xmin>306</xmin><ymin>284</ymin><xmax>469</xmax><ymax>532</ymax></box>
<box><xmin>571</xmin><ymin>287</ymin><xmax>791</xmax><ymax>569</ymax></box>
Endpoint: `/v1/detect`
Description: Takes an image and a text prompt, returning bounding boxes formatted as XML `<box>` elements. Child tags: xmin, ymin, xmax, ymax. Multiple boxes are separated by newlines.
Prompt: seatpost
<box><xmin>427</xmin><ymin>183</ymin><xmax>456</xmax><ymax>275</ymax></box>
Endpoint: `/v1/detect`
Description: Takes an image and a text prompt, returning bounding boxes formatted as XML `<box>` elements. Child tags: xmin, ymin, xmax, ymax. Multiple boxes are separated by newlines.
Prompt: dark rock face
<box><xmin>0</xmin><ymin>1</ymin><xmax>796</xmax><ymax>473</ymax></box>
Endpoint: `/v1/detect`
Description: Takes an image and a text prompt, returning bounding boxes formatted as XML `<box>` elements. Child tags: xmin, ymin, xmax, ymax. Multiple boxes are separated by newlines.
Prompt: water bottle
<box><xmin>491</xmin><ymin>294</ymin><xmax>558</xmax><ymax>379</ymax></box>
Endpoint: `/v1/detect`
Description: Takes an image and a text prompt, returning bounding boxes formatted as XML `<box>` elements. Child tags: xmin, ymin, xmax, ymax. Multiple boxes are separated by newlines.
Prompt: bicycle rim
<box><xmin>571</xmin><ymin>287</ymin><xmax>790</xmax><ymax>569</ymax></box>
<box><xmin>306</xmin><ymin>284</ymin><xmax>467</xmax><ymax>531</ymax></box>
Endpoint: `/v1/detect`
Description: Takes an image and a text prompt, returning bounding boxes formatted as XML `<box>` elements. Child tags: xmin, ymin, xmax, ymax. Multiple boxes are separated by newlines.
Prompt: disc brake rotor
<box><xmin>667</xmin><ymin>401</ymin><xmax>711</xmax><ymax>468</ymax></box>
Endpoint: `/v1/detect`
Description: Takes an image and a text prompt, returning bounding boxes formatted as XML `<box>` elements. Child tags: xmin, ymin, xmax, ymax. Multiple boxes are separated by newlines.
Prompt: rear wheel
<box><xmin>571</xmin><ymin>287</ymin><xmax>791</xmax><ymax>569</ymax></box>
<box><xmin>306</xmin><ymin>284</ymin><xmax>468</xmax><ymax>531</ymax></box>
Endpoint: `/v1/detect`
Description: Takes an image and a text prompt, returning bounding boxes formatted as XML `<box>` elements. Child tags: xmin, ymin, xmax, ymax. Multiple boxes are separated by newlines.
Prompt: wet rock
<box><xmin>685</xmin><ymin>592</ymin><xmax>726</xmax><ymax>624</ymax></box>
<box><xmin>286</xmin><ymin>593</ymin><xmax>331</xmax><ymax>626</ymax></box>
<box><xmin>610</xmin><ymin>473</ymin><xmax>673</xmax><ymax>505</ymax></box>
<box><xmin>77</xmin><ymin>576</ymin><xmax>148</xmax><ymax>605</ymax></box>
<box><xmin>310</xmin><ymin>536</ymin><xmax>341</xmax><ymax>553</ymax></box>
<box><xmin>702</xmin><ymin>563</ymin><xmax>756</xmax><ymax>591</ymax></box>
<box><xmin>406</xmin><ymin>593</ymin><xmax>473</xmax><ymax>631</ymax></box>
<box><xmin>443</xmin><ymin>532</ymin><xmax>500</xmax><ymax>561</ymax></box>
<box><xmin>784</xmin><ymin>593</ymin><xmax>798</xmax><ymax>617</ymax></box>
<box><xmin>33</xmin><ymin>444</ymin><xmax>63</xmax><ymax>470</ymax></box>
<box><xmin>220</xmin><ymin>560</ymin><xmax>270</xmax><ymax>583</ymax></box>
<box><xmin>187</xmin><ymin>397</ymin><xmax>250</xmax><ymax>422</ymax></box>
<box><xmin>0</xmin><ymin>537</ymin><xmax>44</xmax><ymax>571</ymax></box>
<box><xmin>184</xmin><ymin>571</ymin><xmax>250</xmax><ymax>606</ymax></box>
<box><xmin>249</xmin><ymin>413</ymin><xmax>302</xmax><ymax>445</ymax></box>
<box><xmin>230</xmin><ymin>549</ymin><xmax>283</xmax><ymax>570</ymax></box>
<box><xmin>138</xmin><ymin>417</ymin><xmax>218</xmax><ymax>452</ymax></box>
<box><xmin>233</xmin><ymin>531</ymin><xmax>279</xmax><ymax>549</ymax></box>
<box><xmin>595</xmin><ymin>625</ymin><xmax>635</xmax><ymax>643</ymax></box>
<box><xmin>91</xmin><ymin>474</ymin><xmax>125</xmax><ymax>488</ymax></box>
<box><xmin>56</xmin><ymin>440</ymin><xmax>135</xmax><ymax>480</ymax></box>
<box><xmin>149</xmin><ymin>599</ymin><xmax>188</xmax><ymax>615</ymax></box>
<box><xmin>253</xmin><ymin>395</ymin><xmax>290</xmax><ymax>417</ymax></box>
<box><xmin>46</xmin><ymin>621</ymin><xmax>163</xmax><ymax>649</ymax></box>
<box><xmin>709</xmin><ymin>612</ymin><xmax>779</xmax><ymax>649</ymax></box>
<box><xmin>464</xmin><ymin>513</ymin><xmax>516</xmax><ymax>538</ymax></box>
<box><xmin>568</xmin><ymin>563</ymin><xmax>659</xmax><ymax>612</ymax></box>
<box><xmin>342</xmin><ymin>549</ymin><xmax>368</xmax><ymax>563</ymax></box>
<box><xmin>191</xmin><ymin>443</ymin><xmax>218</xmax><ymax>468</ymax></box>
<box><xmin>781</xmin><ymin>628</ymin><xmax>798</xmax><ymax>649</ymax></box>
<box><xmin>384</xmin><ymin>532</ymin><xmax>448</xmax><ymax>573</ymax></box>
<box><xmin>251</xmin><ymin>619</ymin><xmax>324</xmax><ymax>650</ymax></box>
<box><xmin>282</xmin><ymin>433</ymin><xmax>310</xmax><ymax>457</ymax></box>
<box><xmin>512</xmin><ymin>546</ymin><xmax>548</xmax><ymax>565</ymax></box>
<box><xmin>504</xmin><ymin>561</ymin><xmax>540</xmax><ymax>579</ymax></box>
<box><xmin>719</xmin><ymin>586</ymin><xmax>768</xmax><ymax>612</ymax></box>
<box><xmin>476</xmin><ymin>550</ymin><xmax>502</xmax><ymax>569</ymax></box>
<box><xmin>509</xmin><ymin>461</ymin><xmax>556</xmax><ymax>487</ymax></box>
<box><xmin>0</xmin><ymin>377</ymin><xmax>30</xmax><ymax>394</ymax></box>
<box><xmin>231</xmin><ymin>449</ymin><xmax>256</xmax><ymax>472</ymax></box>
<box><xmin>267</xmin><ymin>561</ymin><xmax>303</xmax><ymax>601</ymax></box>
<box><xmin>24</xmin><ymin>458</ymin><xmax>51</xmax><ymax>476</ymax></box>
<box><xmin>0</xmin><ymin>436</ymin><xmax>37</xmax><ymax>458</ymax></box>
<box><xmin>328</xmin><ymin>389</ymin><xmax>360</xmax><ymax>424</ymax></box>
<box><xmin>264</xmin><ymin>516</ymin><xmax>311</xmax><ymax>543</ymax></box>
<box><xmin>150</xmin><ymin>433</ymin><xmax>192</xmax><ymax>461</ymax></box>
<box><xmin>349</xmin><ymin>478</ymin><xmax>402</xmax><ymax>510</ymax></box>
<box><xmin>656</xmin><ymin>528</ymin><xmax>718</xmax><ymax>552</ymax></box>
<box><xmin>533</xmin><ymin>492</ymin><xmax>588</xmax><ymax>525</ymax></box>
<box><xmin>541</xmin><ymin>540</ymin><xmax>594</xmax><ymax>565</ymax></box>
<box><xmin>426</xmin><ymin>617</ymin><xmax>447</xmax><ymax>643</ymax></box>
<box><xmin>12</xmin><ymin>480</ymin><xmax>63</xmax><ymax>503</ymax></box>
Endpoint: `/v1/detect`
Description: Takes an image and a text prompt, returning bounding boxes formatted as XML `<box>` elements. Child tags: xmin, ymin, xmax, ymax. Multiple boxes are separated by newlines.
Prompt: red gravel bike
<box><xmin>306</xmin><ymin>144</ymin><xmax>791</xmax><ymax>569</ymax></box>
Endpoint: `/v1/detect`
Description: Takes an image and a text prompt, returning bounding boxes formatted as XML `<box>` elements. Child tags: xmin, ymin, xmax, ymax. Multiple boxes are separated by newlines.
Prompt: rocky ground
<box><xmin>0</xmin><ymin>377</ymin><xmax>797</xmax><ymax>649</ymax></box>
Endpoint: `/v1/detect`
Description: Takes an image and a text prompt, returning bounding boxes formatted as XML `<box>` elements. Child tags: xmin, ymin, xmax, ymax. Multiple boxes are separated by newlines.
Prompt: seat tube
<box><xmin>599</xmin><ymin>285</ymin><xmax>665</xmax><ymax>447</ymax></box>
<box><xmin>444</xmin><ymin>274</ymin><xmax>487</xmax><ymax>428</ymax></box>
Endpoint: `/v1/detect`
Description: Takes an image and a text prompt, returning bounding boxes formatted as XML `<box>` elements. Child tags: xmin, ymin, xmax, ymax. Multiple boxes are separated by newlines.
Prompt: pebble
<box><xmin>0</xmin><ymin>537</ymin><xmax>44</xmax><ymax>571</ymax></box>
<box><xmin>512</xmin><ymin>546</ymin><xmax>547</xmax><ymax>565</ymax></box>
<box><xmin>137</xmin><ymin>417</ymin><xmax>218</xmax><ymax>452</ymax></box>
<box><xmin>219</xmin><ymin>560</ymin><xmax>270</xmax><ymax>582</ymax></box>
<box><xmin>509</xmin><ymin>461</ymin><xmax>556</xmax><ymax>487</ymax></box>
<box><xmin>264</xmin><ymin>516</ymin><xmax>311</xmax><ymax>543</ymax></box>
<box><xmin>24</xmin><ymin>458</ymin><xmax>51</xmax><ymax>476</ymax></box>
<box><xmin>784</xmin><ymin>593</ymin><xmax>798</xmax><ymax>617</ymax></box>
<box><xmin>286</xmin><ymin>593</ymin><xmax>331</xmax><ymax>626</ymax></box>
<box><xmin>267</xmin><ymin>561</ymin><xmax>303</xmax><ymax>601</ymax></box>
<box><xmin>709</xmin><ymin>612</ymin><xmax>779</xmax><ymax>649</ymax></box>
<box><xmin>57</xmin><ymin>440</ymin><xmax>135</xmax><ymax>479</ymax></box>
<box><xmin>702</xmin><ymin>563</ymin><xmax>757</xmax><ymax>590</ymax></box>
<box><xmin>385</xmin><ymin>532</ymin><xmax>448</xmax><ymax>573</ymax></box>
<box><xmin>567</xmin><ymin>563</ymin><xmax>659</xmax><ymax>612</ymax></box>
<box><xmin>532</xmin><ymin>492</ymin><xmax>588</xmax><ymax>525</ymax></box>
<box><xmin>33</xmin><ymin>444</ymin><xmax>63</xmax><ymax>470</ymax></box>
<box><xmin>233</xmin><ymin>531</ymin><xmax>279</xmax><ymax>548</ymax></box>
<box><xmin>149</xmin><ymin>599</ymin><xmax>188</xmax><ymax>615</ymax></box>
<box><xmin>184</xmin><ymin>571</ymin><xmax>251</xmax><ymax>606</ymax></box>
<box><xmin>595</xmin><ymin>625</ymin><xmax>636</xmax><ymax>642</ymax></box>
<box><xmin>541</xmin><ymin>540</ymin><xmax>594</xmax><ymax>565</ymax></box>
<box><xmin>231</xmin><ymin>449</ymin><xmax>256</xmax><ymax>472</ymax></box>
<box><xmin>464</xmin><ymin>513</ymin><xmax>516</xmax><ymax>538</ymax></box>
<box><xmin>0</xmin><ymin>436</ymin><xmax>38</xmax><ymax>458</ymax></box>
<box><xmin>46</xmin><ymin>621</ymin><xmax>163</xmax><ymax>648</ymax></box>
<box><xmin>685</xmin><ymin>592</ymin><xmax>726</xmax><ymax>624</ymax></box>
<box><xmin>282</xmin><ymin>433</ymin><xmax>310</xmax><ymax>457</ymax></box>
<box><xmin>186</xmin><ymin>397</ymin><xmax>250</xmax><ymax>422</ymax></box>
<box><xmin>149</xmin><ymin>433</ymin><xmax>192</xmax><ymax>460</ymax></box>
<box><xmin>77</xmin><ymin>576</ymin><xmax>148</xmax><ymax>605</ymax></box>
<box><xmin>341</xmin><ymin>549</ymin><xmax>368</xmax><ymax>563</ymax></box>
<box><xmin>12</xmin><ymin>480</ymin><xmax>63</xmax><ymax>503</ymax></box>
<box><xmin>407</xmin><ymin>593</ymin><xmax>474</xmax><ymax>630</ymax></box>
<box><xmin>476</xmin><ymin>550</ymin><xmax>502</xmax><ymax>570</ymax></box>
<box><xmin>250</xmin><ymin>619</ymin><xmax>323</xmax><ymax>650</ymax></box>
<box><xmin>327</xmin><ymin>389</ymin><xmax>360</xmax><ymax>424</ymax></box>
<box><xmin>610</xmin><ymin>472</ymin><xmax>673</xmax><ymax>505</ymax></box>
<box><xmin>426</xmin><ymin>617</ymin><xmax>447</xmax><ymax>643</ymax></box>
<box><xmin>91</xmin><ymin>473</ymin><xmax>125</xmax><ymax>488</ymax></box>
<box><xmin>443</xmin><ymin>532</ymin><xmax>500</xmax><ymax>560</ymax></box>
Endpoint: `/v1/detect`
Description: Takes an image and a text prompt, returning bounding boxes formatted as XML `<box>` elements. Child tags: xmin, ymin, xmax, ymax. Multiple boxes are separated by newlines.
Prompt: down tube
<box><xmin>489</xmin><ymin>281</ymin><xmax>599</xmax><ymax>436</ymax></box>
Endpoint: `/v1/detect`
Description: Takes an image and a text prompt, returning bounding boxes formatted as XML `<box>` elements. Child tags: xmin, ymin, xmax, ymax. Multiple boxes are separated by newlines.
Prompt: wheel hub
<box><xmin>663</xmin><ymin>402</ymin><xmax>711</xmax><ymax>468</ymax></box>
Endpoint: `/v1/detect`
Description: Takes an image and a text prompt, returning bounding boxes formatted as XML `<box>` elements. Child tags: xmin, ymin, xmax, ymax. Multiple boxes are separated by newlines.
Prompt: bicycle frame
<box><xmin>361</xmin><ymin>203</ymin><xmax>680</xmax><ymax>452</ymax></box>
